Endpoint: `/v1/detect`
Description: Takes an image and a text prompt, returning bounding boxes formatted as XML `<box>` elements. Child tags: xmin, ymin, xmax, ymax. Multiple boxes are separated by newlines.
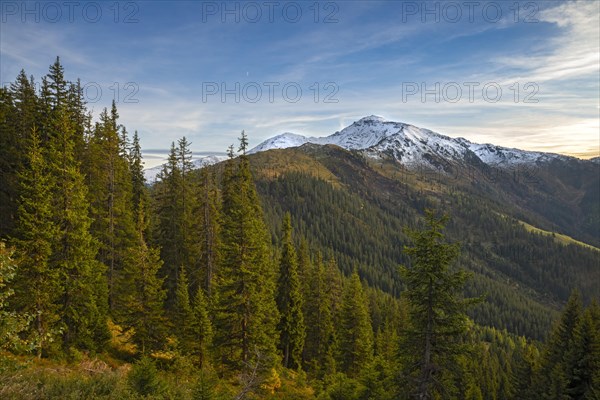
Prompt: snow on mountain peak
<box><xmin>247</xmin><ymin>132</ymin><xmax>309</xmax><ymax>154</ymax></box>
<box><xmin>356</xmin><ymin>115</ymin><xmax>387</xmax><ymax>123</ymax></box>
<box><xmin>245</xmin><ymin>115</ymin><xmax>578</xmax><ymax>170</ymax></box>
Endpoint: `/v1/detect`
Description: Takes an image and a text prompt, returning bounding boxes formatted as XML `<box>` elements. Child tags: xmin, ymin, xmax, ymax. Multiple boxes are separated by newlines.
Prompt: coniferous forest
<box><xmin>1</xmin><ymin>60</ymin><xmax>599</xmax><ymax>399</ymax></box>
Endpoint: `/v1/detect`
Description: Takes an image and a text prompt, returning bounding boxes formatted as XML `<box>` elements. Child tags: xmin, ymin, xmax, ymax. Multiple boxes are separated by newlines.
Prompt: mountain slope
<box><xmin>241</xmin><ymin>144</ymin><xmax>599</xmax><ymax>340</ymax></box>
<box><xmin>248</xmin><ymin>116</ymin><xmax>599</xmax><ymax>245</ymax></box>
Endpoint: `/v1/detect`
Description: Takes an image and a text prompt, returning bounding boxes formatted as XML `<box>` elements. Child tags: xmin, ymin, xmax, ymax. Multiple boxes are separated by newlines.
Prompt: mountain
<box><xmin>250</xmin><ymin>115</ymin><xmax>575</xmax><ymax>169</ymax></box>
<box><xmin>144</xmin><ymin>154</ymin><xmax>228</xmax><ymax>183</ymax></box>
<box><xmin>240</xmin><ymin>143</ymin><xmax>599</xmax><ymax>339</ymax></box>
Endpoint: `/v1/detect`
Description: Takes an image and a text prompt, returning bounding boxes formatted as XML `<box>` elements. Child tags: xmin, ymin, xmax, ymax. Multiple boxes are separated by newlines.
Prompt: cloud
<box><xmin>495</xmin><ymin>0</ymin><xmax>599</xmax><ymax>84</ymax></box>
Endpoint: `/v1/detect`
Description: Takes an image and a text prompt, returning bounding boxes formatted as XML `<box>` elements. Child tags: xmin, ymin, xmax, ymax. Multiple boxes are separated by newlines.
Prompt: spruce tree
<box><xmin>173</xmin><ymin>266</ymin><xmax>194</xmax><ymax>353</ymax></box>
<box><xmin>13</xmin><ymin>128</ymin><xmax>60</xmax><ymax>356</ymax></box>
<box><xmin>193</xmin><ymin>166</ymin><xmax>220</xmax><ymax>296</ymax></box>
<box><xmin>398</xmin><ymin>210</ymin><xmax>475</xmax><ymax>400</ymax></box>
<box><xmin>1</xmin><ymin>70</ymin><xmax>38</xmax><ymax>237</ymax></box>
<box><xmin>303</xmin><ymin>252</ymin><xmax>336</xmax><ymax>377</ymax></box>
<box><xmin>213</xmin><ymin>132</ymin><xmax>279</xmax><ymax>376</ymax></box>
<box><xmin>0</xmin><ymin>242</ymin><xmax>31</xmax><ymax>353</ymax></box>
<box><xmin>511</xmin><ymin>338</ymin><xmax>539</xmax><ymax>400</ymax></box>
<box><xmin>177</xmin><ymin>137</ymin><xmax>196</xmax><ymax>281</ymax></box>
<box><xmin>49</xmin><ymin>108</ymin><xmax>108</xmax><ymax>351</ymax></box>
<box><xmin>535</xmin><ymin>290</ymin><xmax>583</xmax><ymax>400</ymax></box>
<box><xmin>276</xmin><ymin>213</ymin><xmax>305</xmax><ymax>370</ymax></box>
<box><xmin>565</xmin><ymin>303</ymin><xmax>600</xmax><ymax>399</ymax></box>
<box><xmin>191</xmin><ymin>287</ymin><xmax>213</xmax><ymax>368</ymax></box>
<box><xmin>153</xmin><ymin>140</ymin><xmax>194</xmax><ymax>307</ymax></box>
<box><xmin>46</xmin><ymin>56</ymin><xmax>68</xmax><ymax>110</ymax></box>
<box><xmin>130</xmin><ymin>130</ymin><xmax>147</xmax><ymax>225</ymax></box>
<box><xmin>117</xmin><ymin>202</ymin><xmax>167</xmax><ymax>353</ymax></box>
<box><xmin>84</xmin><ymin>104</ymin><xmax>136</xmax><ymax>310</ymax></box>
<box><xmin>338</xmin><ymin>270</ymin><xmax>374</xmax><ymax>377</ymax></box>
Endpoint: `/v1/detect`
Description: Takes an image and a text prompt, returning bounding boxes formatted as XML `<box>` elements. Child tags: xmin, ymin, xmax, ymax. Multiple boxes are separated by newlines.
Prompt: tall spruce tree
<box><xmin>48</xmin><ymin>108</ymin><xmax>108</xmax><ymax>351</ymax></box>
<box><xmin>565</xmin><ymin>303</ymin><xmax>600</xmax><ymax>399</ymax></box>
<box><xmin>153</xmin><ymin>140</ymin><xmax>196</xmax><ymax>307</ymax></box>
<box><xmin>13</xmin><ymin>128</ymin><xmax>60</xmax><ymax>356</ymax></box>
<box><xmin>338</xmin><ymin>270</ymin><xmax>374</xmax><ymax>377</ymax></box>
<box><xmin>117</xmin><ymin>202</ymin><xmax>167</xmax><ymax>353</ymax></box>
<box><xmin>303</xmin><ymin>252</ymin><xmax>336</xmax><ymax>377</ymax></box>
<box><xmin>398</xmin><ymin>210</ymin><xmax>475</xmax><ymax>400</ymax></box>
<box><xmin>1</xmin><ymin>70</ymin><xmax>39</xmax><ymax>238</ymax></box>
<box><xmin>193</xmin><ymin>166</ymin><xmax>220</xmax><ymax>296</ymax></box>
<box><xmin>276</xmin><ymin>213</ymin><xmax>305</xmax><ymax>370</ymax></box>
<box><xmin>130</xmin><ymin>131</ymin><xmax>147</xmax><ymax>225</ymax></box>
<box><xmin>535</xmin><ymin>291</ymin><xmax>583</xmax><ymax>400</ymax></box>
<box><xmin>0</xmin><ymin>242</ymin><xmax>31</xmax><ymax>353</ymax></box>
<box><xmin>177</xmin><ymin>137</ymin><xmax>196</xmax><ymax>280</ymax></box>
<box><xmin>84</xmin><ymin>104</ymin><xmax>136</xmax><ymax>310</ymax></box>
<box><xmin>173</xmin><ymin>266</ymin><xmax>194</xmax><ymax>353</ymax></box>
<box><xmin>213</xmin><ymin>132</ymin><xmax>279</xmax><ymax>376</ymax></box>
<box><xmin>191</xmin><ymin>286</ymin><xmax>213</xmax><ymax>368</ymax></box>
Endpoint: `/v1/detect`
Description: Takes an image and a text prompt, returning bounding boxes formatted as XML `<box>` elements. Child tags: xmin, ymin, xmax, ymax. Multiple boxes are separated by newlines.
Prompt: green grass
<box><xmin>517</xmin><ymin>220</ymin><xmax>600</xmax><ymax>252</ymax></box>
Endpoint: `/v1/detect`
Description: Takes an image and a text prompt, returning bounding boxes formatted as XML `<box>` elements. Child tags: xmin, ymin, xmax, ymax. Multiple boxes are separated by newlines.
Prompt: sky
<box><xmin>1</xmin><ymin>0</ymin><xmax>599</xmax><ymax>167</ymax></box>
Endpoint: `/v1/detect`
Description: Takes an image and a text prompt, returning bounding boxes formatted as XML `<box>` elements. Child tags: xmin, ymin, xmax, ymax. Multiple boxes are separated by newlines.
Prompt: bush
<box><xmin>127</xmin><ymin>356</ymin><xmax>166</xmax><ymax>397</ymax></box>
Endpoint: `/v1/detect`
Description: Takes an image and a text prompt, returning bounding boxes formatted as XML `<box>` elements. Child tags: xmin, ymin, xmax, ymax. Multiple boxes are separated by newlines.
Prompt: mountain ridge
<box><xmin>249</xmin><ymin>115</ymin><xmax>588</xmax><ymax>170</ymax></box>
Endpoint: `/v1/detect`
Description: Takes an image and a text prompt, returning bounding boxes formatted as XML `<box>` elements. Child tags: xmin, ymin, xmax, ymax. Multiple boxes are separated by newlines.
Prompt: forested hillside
<box><xmin>247</xmin><ymin>145</ymin><xmax>599</xmax><ymax>340</ymax></box>
<box><xmin>1</xmin><ymin>60</ymin><xmax>598</xmax><ymax>399</ymax></box>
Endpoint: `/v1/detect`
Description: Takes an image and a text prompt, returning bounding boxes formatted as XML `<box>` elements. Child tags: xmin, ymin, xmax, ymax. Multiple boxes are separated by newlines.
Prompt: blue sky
<box><xmin>1</xmin><ymin>0</ymin><xmax>598</xmax><ymax>167</ymax></box>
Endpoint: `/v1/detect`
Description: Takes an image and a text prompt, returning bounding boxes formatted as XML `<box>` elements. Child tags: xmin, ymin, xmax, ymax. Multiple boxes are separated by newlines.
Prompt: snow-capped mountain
<box><xmin>248</xmin><ymin>132</ymin><xmax>311</xmax><ymax>154</ymax></box>
<box><xmin>250</xmin><ymin>115</ymin><xmax>574</xmax><ymax>169</ymax></box>
<box><xmin>144</xmin><ymin>155</ymin><xmax>228</xmax><ymax>183</ymax></box>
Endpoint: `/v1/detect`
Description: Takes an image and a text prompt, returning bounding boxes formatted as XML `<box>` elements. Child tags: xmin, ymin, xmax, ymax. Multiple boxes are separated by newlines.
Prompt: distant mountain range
<box><xmin>144</xmin><ymin>155</ymin><xmax>228</xmax><ymax>183</ymax></box>
<box><xmin>145</xmin><ymin>115</ymin><xmax>596</xmax><ymax>181</ymax></box>
<box><xmin>249</xmin><ymin>115</ymin><xmax>583</xmax><ymax>169</ymax></box>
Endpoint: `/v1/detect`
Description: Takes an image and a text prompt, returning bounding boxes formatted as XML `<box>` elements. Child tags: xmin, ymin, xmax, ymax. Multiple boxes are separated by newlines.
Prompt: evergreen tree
<box><xmin>12</xmin><ymin>129</ymin><xmax>60</xmax><ymax>356</ymax></box>
<box><xmin>193</xmin><ymin>166</ymin><xmax>220</xmax><ymax>296</ymax></box>
<box><xmin>565</xmin><ymin>303</ymin><xmax>600</xmax><ymax>399</ymax></box>
<box><xmin>191</xmin><ymin>287</ymin><xmax>213</xmax><ymax>368</ymax></box>
<box><xmin>535</xmin><ymin>291</ymin><xmax>583</xmax><ymax>400</ymax></box>
<box><xmin>303</xmin><ymin>252</ymin><xmax>336</xmax><ymax>377</ymax></box>
<box><xmin>511</xmin><ymin>338</ymin><xmax>539</xmax><ymax>400</ymax></box>
<box><xmin>1</xmin><ymin>70</ymin><xmax>38</xmax><ymax>237</ymax></box>
<box><xmin>173</xmin><ymin>266</ymin><xmax>194</xmax><ymax>353</ymax></box>
<box><xmin>398</xmin><ymin>210</ymin><xmax>475</xmax><ymax>400</ymax></box>
<box><xmin>117</xmin><ymin>202</ymin><xmax>167</xmax><ymax>353</ymax></box>
<box><xmin>130</xmin><ymin>130</ymin><xmax>147</xmax><ymax>225</ymax></box>
<box><xmin>0</xmin><ymin>242</ymin><xmax>31</xmax><ymax>353</ymax></box>
<box><xmin>48</xmin><ymin>108</ymin><xmax>108</xmax><ymax>351</ymax></box>
<box><xmin>84</xmin><ymin>104</ymin><xmax>136</xmax><ymax>310</ymax></box>
<box><xmin>213</xmin><ymin>133</ymin><xmax>279</xmax><ymax>377</ymax></box>
<box><xmin>177</xmin><ymin>137</ymin><xmax>196</xmax><ymax>280</ymax></box>
<box><xmin>46</xmin><ymin>56</ymin><xmax>68</xmax><ymax>110</ymax></box>
<box><xmin>297</xmin><ymin>238</ymin><xmax>311</xmax><ymax>300</ymax></box>
<box><xmin>276</xmin><ymin>213</ymin><xmax>306</xmax><ymax>370</ymax></box>
<box><xmin>338</xmin><ymin>270</ymin><xmax>374</xmax><ymax>377</ymax></box>
<box><xmin>152</xmin><ymin>142</ymin><xmax>181</xmax><ymax>293</ymax></box>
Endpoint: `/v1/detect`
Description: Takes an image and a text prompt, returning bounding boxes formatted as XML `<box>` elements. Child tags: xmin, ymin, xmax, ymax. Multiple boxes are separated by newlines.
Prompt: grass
<box><xmin>517</xmin><ymin>220</ymin><xmax>600</xmax><ymax>252</ymax></box>
<box><xmin>250</xmin><ymin>148</ymin><xmax>341</xmax><ymax>187</ymax></box>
